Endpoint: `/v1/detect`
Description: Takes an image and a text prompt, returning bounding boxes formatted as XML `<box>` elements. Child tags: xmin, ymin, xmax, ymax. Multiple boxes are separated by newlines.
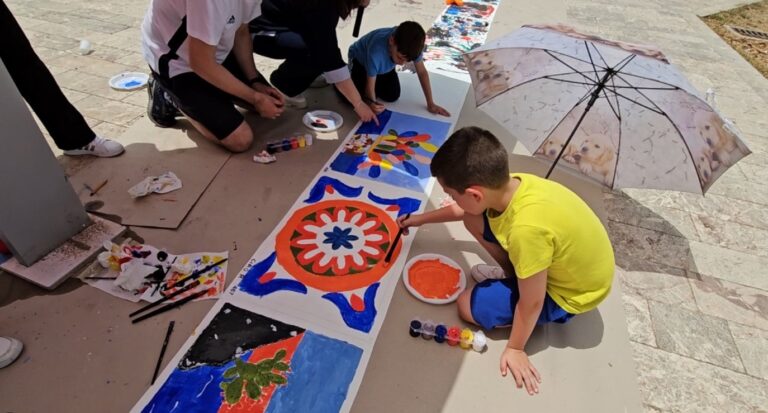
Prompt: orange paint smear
<box><xmin>408</xmin><ymin>259</ymin><xmax>460</xmax><ymax>299</ymax></box>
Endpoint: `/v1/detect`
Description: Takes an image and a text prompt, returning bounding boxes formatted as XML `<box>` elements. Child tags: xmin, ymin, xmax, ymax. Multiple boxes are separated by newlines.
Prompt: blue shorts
<box><xmin>473</xmin><ymin>213</ymin><xmax>574</xmax><ymax>330</ymax></box>
<box><xmin>470</xmin><ymin>277</ymin><xmax>574</xmax><ymax>330</ymax></box>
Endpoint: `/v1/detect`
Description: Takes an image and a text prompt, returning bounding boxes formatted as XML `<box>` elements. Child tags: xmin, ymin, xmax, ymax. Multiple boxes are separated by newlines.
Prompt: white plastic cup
<box><xmin>79</xmin><ymin>40</ymin><xmax>92</xmax><ymax>55</ymax></box>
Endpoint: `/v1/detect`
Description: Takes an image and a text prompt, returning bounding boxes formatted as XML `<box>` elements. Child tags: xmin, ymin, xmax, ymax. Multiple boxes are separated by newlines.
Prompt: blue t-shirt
<box><xmin>348</xmin><ymin>27</ymin><xmax>423</xmax><ymax>77</ymax></box>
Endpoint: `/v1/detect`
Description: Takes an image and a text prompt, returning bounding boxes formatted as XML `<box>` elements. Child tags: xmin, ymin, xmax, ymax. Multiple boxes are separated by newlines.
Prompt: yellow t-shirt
<box><xmin>487</xmin><ymin>173</ymin><xmax>615</xmax><ymax>314</ymax></box>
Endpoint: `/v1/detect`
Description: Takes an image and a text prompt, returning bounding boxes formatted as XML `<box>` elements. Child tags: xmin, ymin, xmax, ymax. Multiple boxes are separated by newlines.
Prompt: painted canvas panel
<box><xmin>327</xmin><ymin>110</ymin><xmax>451</xmax><ymax>194</ymax></box>
<box><xmin>228</xmin><ymin>174</ymin><xmax>423</xmax><ymax>338</ymax></box>
<box><xmin>423</xmin><ymin>0</ymin><xmax>500</xmax><ymax>81</ymax></box>
<box><xmin>139</xmin><ymin>302</ymin><xmax>363</xmax><ymax>413</ymax></box>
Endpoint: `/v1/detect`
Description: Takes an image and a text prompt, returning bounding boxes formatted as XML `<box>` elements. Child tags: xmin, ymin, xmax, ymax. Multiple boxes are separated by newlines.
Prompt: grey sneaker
<box><xmin>470</xmin><ymin>264</ymin><xmax>507</xmax><ymax>282</ymax></box>
<box><xmin>0</xmin><ymin>337</ymin><xmax>23</xmax><ymax>368</ymax></box>
<box><xmin>63</xmin><ymin>136</ymin><xmax>125</xmax><ymax>157</ymax></box>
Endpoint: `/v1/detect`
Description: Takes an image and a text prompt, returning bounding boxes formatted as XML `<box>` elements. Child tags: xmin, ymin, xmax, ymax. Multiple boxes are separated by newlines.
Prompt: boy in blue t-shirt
<box><xmin>347</xmin><ymin>21</ymin><xmax>450</xmax><ymax>117</ymax></box>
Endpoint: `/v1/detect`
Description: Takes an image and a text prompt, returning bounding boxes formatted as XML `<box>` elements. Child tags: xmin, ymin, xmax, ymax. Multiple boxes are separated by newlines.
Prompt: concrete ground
<box><xmin>1</xmin><ymin>0</ymin><xmax>767</xmax><ymax>412</ymax></box>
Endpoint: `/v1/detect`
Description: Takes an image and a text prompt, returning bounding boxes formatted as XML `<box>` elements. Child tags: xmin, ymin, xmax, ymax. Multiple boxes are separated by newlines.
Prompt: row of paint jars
<box><xmin>409</xmin><ymin>319</ymin><xmax>486</xmax><ymax>352</ymax></box>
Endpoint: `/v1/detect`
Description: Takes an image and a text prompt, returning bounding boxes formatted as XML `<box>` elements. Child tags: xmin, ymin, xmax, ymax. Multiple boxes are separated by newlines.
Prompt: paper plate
<box><xmin>109</xmin><ymin>72</ymin><xmax>149</xmax><ymax>91</ymax></box>
<box><xmin>302</xmin><ymin>110</ymin><xmax>343</xmax><ymax>132</ymax></box>
<box><xmin>402</xmin><ymin>253</ymin><xmax>466</xmax><ymax>305</ymax></box>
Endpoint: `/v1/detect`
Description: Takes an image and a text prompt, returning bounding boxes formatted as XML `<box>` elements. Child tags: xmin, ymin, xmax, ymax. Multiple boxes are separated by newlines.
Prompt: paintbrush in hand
<box><xmin>384</xmin><ymin>213</ymin><xmax>410</xmax><ymax>265</ymax></box>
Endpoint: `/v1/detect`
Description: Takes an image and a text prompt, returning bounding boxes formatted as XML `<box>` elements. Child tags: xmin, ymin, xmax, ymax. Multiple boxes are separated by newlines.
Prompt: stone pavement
<box><xmin>4</xmin><ymin>0</ymin><xmax>767</xmax><ymax>411</ymax></box>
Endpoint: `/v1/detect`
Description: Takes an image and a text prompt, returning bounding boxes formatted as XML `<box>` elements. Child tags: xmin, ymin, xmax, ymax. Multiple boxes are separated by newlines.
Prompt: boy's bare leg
<box><xmin>183</xmin><ymin>115</ymin><xmax>254</xmax><ymax>153</ymax></box>
<box><xmin>463</xmin><ymin>213</ymin><xmax>515</xmax><ymax>276</ymax></box>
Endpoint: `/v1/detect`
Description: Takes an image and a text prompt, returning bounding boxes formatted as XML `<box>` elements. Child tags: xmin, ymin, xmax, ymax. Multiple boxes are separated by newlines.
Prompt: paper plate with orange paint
<box><xmin>402</xmin><ymin>253</ymin><xmax>466</xmax><ymax>304</ymax></box>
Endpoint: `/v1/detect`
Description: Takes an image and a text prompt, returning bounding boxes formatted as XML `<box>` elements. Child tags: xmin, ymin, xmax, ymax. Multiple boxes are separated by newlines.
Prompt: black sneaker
<box><xmin>147</xmin><ymin>76</ymin><xmax>180</xmax><ymax>128</ymax></box>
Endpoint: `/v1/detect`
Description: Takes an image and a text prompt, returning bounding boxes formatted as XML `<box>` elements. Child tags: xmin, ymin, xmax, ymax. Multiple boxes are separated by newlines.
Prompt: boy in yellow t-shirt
<box><xmin>399</xmin><ymin>127</ymin><xmax>615</xmax><ymax>395</ymax></box>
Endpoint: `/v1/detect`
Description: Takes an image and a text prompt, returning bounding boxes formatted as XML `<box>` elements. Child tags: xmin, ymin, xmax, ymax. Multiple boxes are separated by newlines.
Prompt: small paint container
<box><xmin>459</xmin><ymin>328</ymin><xmax>474</xmax><ymax>349</ymax></box>
<box><xmin>421</xmin><ymin>320</ymin><xmax>436</xmax><ymax>340</ymax></box>
<box><xmin>282</xmin><ymin>139</ymin><xmax>291</xmax><ymax>151</ymax></box>
<box><xmin>409</xmin><ymin>319</ymin><xmax>422</xmax><ymax>338</ymax></box>
<box><xmin>446</xmin><ymin>326</ymin><xmax>461</xmax><ymax>346</ymax></box>
<box><xmin>472</xmin><ymin>330</ymin><xmax>487</xmax><ymax>352</ymax></box>
<box><xmin>434</xmin><ymin>325</ymin><xmax>448</xmax><ymax>343</ymax></box>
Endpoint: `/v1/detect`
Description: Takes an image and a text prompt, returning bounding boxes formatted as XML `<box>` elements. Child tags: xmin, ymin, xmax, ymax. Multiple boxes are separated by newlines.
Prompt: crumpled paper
<box><xmin>128</xmin><ymin>171</ymin><xmax>182</xmax><ymax>198</ymax></box>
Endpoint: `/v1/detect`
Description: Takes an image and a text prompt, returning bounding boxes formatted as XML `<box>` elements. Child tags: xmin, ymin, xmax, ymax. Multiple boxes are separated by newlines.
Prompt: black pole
<box><xmin>545</xmin><ymin>68</ymin><xmax>615</xmax><ymax>179</ymax></box>
<box><xmin>352</xmin><ymin>6</ymin><xmax>364</xmax><ymax>37</ymax></box>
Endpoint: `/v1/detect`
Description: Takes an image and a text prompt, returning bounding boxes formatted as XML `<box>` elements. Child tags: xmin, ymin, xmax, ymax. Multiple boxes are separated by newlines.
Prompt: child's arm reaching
<box><xmin>365</xmin><ymin>76</ymin><xmax>386</xmax><ymax>114</ymax></box>
<box><xmin>501</xmin><ymin>270</ymin><xmax>547</xmax><ymax>395</ymax></box>
<box><xmin>414</xmin><ymin>61</ymin><xmax>450</xmax><ymax>117</ymax></box>
<box><xmin>396</xmin><ymin>202</ymin><xmax>465</xmax><ymax>235</ymax></box>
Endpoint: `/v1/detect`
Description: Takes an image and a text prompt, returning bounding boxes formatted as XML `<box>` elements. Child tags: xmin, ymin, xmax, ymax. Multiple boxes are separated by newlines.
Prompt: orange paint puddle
<box><xmin>407</xmin><ymin>259</ymin><xmax>460</xmax><ymax>299</ymax></box>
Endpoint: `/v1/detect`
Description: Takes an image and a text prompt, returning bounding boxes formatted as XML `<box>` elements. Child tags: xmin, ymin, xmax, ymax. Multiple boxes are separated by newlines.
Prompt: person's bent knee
<box><xmin>221</xmin><ymin>122</ymin><xmax>253</xmax><ymax>153</ymax></box>
<box><xmin>378</xmin><ymin>89</ymin><xmax>400</xmax><ymax>103</ymax></box>
<box><xmin>457</xmin><ymin>290</ymin><xmax>477</xmax><ymax>325</ymax></box>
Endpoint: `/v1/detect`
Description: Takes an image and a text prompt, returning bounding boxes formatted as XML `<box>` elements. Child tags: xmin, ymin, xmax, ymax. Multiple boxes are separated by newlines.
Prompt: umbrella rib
<box><xmin>610</xmin><ymin>71</ymin><xmax>622</xmax><ymax>120</ymax></box>
<box><xmin>614</xmin><ymin>70</ymin><xmax>681</xmax><ymax>90</ymax></box>
<box><xmin>545</xmin><ymin>51</ymin><xmax>600</xmax><ymax>84</ymax></box>
<box><xmin>613</xmin><ymin>73</ymin><xmax>668</xmax><ymax>113</ymax></box>
<box><xmin>609</xmin><ymin>85</ymin><xmax>679</xmax><ymax>90</ymax></box>
<box><xmin>590</xmin><ymin>42</ymin><xmax>611</xmax><ymax>69</ymax></box>
<box><xmin>584</xmin><ymin>41</ymin><xmax>601</xmax><ymax>82</ymax></box>
<box><xmin>609</xmin><ymin>90</ymin><xmax>665</xmax><ymax>114</ymax></box>
<box><xmin>601</xmin><ymin>88</ymin><xmax>621</xmax><ymax>120</ymax></box>
<box><xmin>547</xmin><ymin>49</ymin><xmax>609</xmax><ymax>70</ymax></box>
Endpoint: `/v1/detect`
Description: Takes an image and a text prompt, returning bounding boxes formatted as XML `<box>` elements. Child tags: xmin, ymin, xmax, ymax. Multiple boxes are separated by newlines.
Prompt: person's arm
<box><xmin>500</xmin><ymin>270</ymin><xmax>547</xmax><ymax>395</ymax></box>
<box><xmin>232</xmin><ymin>25</ymin><xmax>285</xmax><ymax>106</ymax></box>
<box><xmin>364</xmin><ymin>75</ymin><xmax>385</xmax><ymax>114</ymax></box>
<box><xmin>414</xmin><ymin>61</ymin><xmax>450</xmax><ymax>116</ymax></box>
<box><xmin>396</xmin><ymin>203</ymin><xmax>465</xmax><ymax>235</ymax></box>
<box><xmin>335</xmin><ymin>78</ymin><xmax>379</xmax><ymax>125</ymax></box>
<box><xmin>188</xmin><ymin>36</ymin><xmax>283</xmax><ymax>119</ymax></box>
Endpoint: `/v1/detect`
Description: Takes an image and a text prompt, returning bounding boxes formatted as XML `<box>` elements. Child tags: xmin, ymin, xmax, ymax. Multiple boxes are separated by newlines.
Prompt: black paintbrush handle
<box><xmin>151</xmin><ymin>320</ymin><xmax>175</xmax><ymax>384</ymax></box>
<box><xmin>129</xmin><ymin>279</ymin><xmax>201</xmax><ymax>318</ymax></box>
<box><xmin>384</xmin><ymin>213</ymin><xmax>411</xmax><ymax>263</ymax></box>
<box><xmin>131</xmin><ymin>288</ymin><xmax>210</xmax><ymax>324</ymax></box>
<box><xmin>173</xmin><ymin>258</ymin><xmax>228</xmax><ymax>288</ymax></box>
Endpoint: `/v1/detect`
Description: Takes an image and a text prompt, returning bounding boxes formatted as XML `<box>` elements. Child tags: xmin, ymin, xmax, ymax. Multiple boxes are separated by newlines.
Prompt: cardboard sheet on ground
<box><xmin>352</xmin><ymin>154</ymin><xmax>642</xmax><ymax>412</ymax></box>
<box><xmin>63</xmin><ymin>118</ymin><xmax>231</xmax><ymax>229</ymax></box>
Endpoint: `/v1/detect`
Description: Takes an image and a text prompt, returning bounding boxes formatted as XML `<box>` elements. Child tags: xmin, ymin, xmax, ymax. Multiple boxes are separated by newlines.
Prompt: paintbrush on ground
<box><xmin>384</xmin><ymin>213</ymin><xmax>411</xmax><ymax>265</ymax></box>
<box><xmin>151</xmin><ymin>321</ymin><xmax>175</xmax><ymax>384</ymax></box>
<box><xmin>90</xmin><ymin>179</ymin><xmax>108</xmax><ymax>196</ymax></box>
<box><xmin>131</xmin><ymin>288</ymin><xmax>211</xmax><ymax>324</ymax></box>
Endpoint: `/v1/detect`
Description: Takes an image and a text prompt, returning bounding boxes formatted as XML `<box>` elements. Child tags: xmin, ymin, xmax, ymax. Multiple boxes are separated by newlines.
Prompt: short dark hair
<box><xmin>430</xmin><ymin>127</ymin><xmax>510</xmax><ymax>193</ymax></box>
<box><xmin>393</xmin><ymin>21</ymin><xmax>426</xmax><ymax>61</ymax></box>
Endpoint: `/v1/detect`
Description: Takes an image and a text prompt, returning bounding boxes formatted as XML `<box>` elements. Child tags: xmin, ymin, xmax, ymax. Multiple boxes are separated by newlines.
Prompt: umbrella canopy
<box><xmin>463</xmin><ymin>24</ymin><xmax>751</xmax><ymax>194</ymax></box>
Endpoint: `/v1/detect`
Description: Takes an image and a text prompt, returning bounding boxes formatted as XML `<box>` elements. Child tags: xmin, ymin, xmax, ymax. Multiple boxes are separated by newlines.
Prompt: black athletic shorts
<box><xmin>158</xmin><ymin>54</ymin><xmax>248</xmax><ymax>140</ymax></box>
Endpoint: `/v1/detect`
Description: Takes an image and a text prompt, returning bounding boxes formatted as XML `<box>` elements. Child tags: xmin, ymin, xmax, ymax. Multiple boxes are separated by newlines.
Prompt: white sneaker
<box><xmin>470</xmin><ymin>264</ymin><xmax>508</xmax><ymax>282</ymax></box>
<box><xmin>63</xmin><ymin>136</ymin><xmax>125</xmax><ymax>158</ymax></box>
<box><xmin>283</xmin><ymin>93</ymin><xmax>308</xmax><ymax>109</ymax></box>
<box><xmin>0</xmin><ymin>337</ymin><xmax>23</xmax><ymax>368</ymax></box>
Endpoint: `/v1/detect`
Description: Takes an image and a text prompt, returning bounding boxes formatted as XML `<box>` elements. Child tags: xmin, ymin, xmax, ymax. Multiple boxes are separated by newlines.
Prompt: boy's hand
<box><xmin>500</xmin><ymin>348</ymin><xmax>541</xmax><ymax>395</ymax></box>
<box><xmin>253</xmin><ymin>93</ymin><xmax>284</xmax><ymax>119</ymax></box>
<box><xmin>396</xmin><ymin>214</ymin><xmax>420</xmax><ymax>236</ymax></box>
<box><xmin>354</xmin><ymin>101</ymin><xmax>380</xmax><ymax>126</ymax></box>
<box><xmin>252</xmin><ymin>83</ymin><xmax>285</xmax><ymax>107</ymax></box>
<box><xmin>427</xmin><ymin>102</ymin><xmax>450</xmax><ymax>117</ymax></box>
<box><xmin>369</xmin><ymin>101</ymin><xmax>386</xmax><ymax>114</ymax></box>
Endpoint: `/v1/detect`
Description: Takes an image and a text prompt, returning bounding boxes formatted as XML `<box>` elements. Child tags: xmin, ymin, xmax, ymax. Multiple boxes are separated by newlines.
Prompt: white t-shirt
<box><xmin>141</xmin><ymin>0</ymin><xmax>262</xmax><ymax>78</ymax></box>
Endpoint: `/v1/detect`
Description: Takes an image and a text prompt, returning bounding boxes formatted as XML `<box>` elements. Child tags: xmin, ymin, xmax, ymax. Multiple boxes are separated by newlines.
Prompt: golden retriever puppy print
<box><xmin>535</xmin><ymin>135</ymin><xmax>571</xmax><ymax>160</ymax></box>
<box><xmin>695</xmin><ymin>111</ymin><xmax>738</xmax><ymax>169</ymax></box>
<box><xmin>692</xmin><ymin>143</ymin><xmax>715</xmax><ymax>185</ymax></box>
<box><xmin>570</xmin><ymin>137</ymin><xmax>616</xmax><ymax>185</ymax></box>
<box><xmin>468</xmin><ymin>52</ymin><xmax>510</xmax><ymax>101</ymax></box>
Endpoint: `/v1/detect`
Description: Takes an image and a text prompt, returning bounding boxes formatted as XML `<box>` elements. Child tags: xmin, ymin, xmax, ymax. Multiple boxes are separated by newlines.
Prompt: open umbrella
<box><xmin>463</xmin><ymin>24</ymin><xmax>751</xmax><ymax>194</ymax></box>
